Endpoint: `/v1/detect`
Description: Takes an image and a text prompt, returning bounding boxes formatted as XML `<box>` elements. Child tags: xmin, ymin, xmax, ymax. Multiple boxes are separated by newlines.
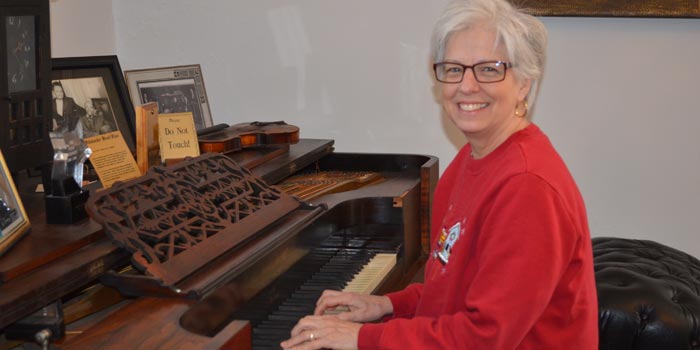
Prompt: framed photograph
<box><xmin>513</xmin><ymin>0</ymin><xmax>700</xmax><ymax>17</ymax></box>
<box><xmin>0</xmin><ymin>149</ymin><xmax>30</xmax><ymax>257</ymax></box>
<box><xmin>124</xmin><ymin>64</ymin><xmax>213</xmax><ymax>130</ymax></box>
<box><xmin>51</xmin><ymin>55</ymin><xmax>136</xmax><ymax>150</ymax></box>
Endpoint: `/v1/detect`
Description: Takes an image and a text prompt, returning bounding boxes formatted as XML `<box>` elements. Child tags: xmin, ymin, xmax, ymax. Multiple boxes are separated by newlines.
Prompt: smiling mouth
<box><xmin>459</xmin><ymin>103</ymin><xmax>488</xmax><ymax>112</ymax></box>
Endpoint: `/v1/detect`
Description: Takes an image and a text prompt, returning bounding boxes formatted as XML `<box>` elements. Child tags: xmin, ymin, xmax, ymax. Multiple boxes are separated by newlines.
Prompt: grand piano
<box><xmin>0</xmin><ymin>138</ymin><xmax>437</xmax><ymax>350</ymax></box>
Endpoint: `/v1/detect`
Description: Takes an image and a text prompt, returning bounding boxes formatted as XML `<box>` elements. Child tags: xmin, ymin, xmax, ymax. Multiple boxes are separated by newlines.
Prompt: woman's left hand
<box><xmin>280</xmin><ymin>315</ymin><xmax>362</xmax><ymax>350</ymax></box>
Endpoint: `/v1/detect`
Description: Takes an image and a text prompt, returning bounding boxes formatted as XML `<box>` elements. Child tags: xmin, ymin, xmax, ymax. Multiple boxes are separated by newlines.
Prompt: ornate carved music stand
<box><xmin>86</xmin><ymin>153</ymin><xmax>317</xmax><ymax>298</ymax></box>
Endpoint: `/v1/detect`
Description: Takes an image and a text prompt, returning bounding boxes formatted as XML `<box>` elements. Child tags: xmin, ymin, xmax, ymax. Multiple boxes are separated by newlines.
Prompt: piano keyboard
<box><xmin>342</xmin><ymin>253</ymin><xmax>396</xmax><ymax>294</ymax></box>
<box><xmin>231</xmin><ymin>248</ymin><xmax>396</xmax><ymax>350</ymax></box>
<box><xmin>321</xmin><ymin>253</ymin><xmax>396</xmax><ymax>316</ymax></box>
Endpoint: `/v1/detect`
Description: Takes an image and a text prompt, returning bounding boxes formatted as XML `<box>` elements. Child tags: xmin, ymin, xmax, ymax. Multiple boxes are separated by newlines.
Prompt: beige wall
<box><xmin>50</xmin><ymin>0</ymin><xmax>115</xmax><ymax>57</ymax></box>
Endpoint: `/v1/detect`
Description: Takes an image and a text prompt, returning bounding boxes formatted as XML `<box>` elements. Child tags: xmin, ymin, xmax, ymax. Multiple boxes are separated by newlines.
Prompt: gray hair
<box><xmin>431</xmin><ymin>0</ymin><xmax>547</xmax><ymax>110</ymax></box>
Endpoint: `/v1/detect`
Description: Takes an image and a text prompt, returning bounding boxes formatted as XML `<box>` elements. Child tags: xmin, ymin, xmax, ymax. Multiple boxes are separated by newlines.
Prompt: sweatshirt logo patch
<box><xmin>434</xmin><ymin>222</ymin><xmax>461</xmax><ymax>265</ymax></box>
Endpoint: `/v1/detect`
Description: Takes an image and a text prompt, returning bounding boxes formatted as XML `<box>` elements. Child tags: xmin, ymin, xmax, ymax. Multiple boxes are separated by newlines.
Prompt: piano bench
<box><xmin>593</xmin><ymin>237</ymin><xmax>700</xmax><ymax>350</ymax></box>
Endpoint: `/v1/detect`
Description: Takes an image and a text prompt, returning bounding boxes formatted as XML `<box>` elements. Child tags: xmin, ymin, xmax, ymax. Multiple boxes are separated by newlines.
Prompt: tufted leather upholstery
<box><xmin>593</xmin><ymin>237</ymin><xmax>700</xmax><ymax>350</ymax></box>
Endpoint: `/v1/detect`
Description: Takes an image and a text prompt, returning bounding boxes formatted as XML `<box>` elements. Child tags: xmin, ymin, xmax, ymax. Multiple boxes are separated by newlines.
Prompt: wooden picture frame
<box><xmin>0</xmin><ymin>0</ymin><xmax>53</xmax><ymax>173</ymax></box>
<box><xmin>51</xmin><ymin>55</ymin><xmax>136</xmax><ymax>151</ymax></box>
<box><xmin>124</xmin><ymin>64</ymin><xmax>213</xmax><ymax>130</ymax></box>
<box><xmin>0</xmin><ymin>149</ymin><xmax>30</xmax><ymax>257</ymax></box>
<box><xmin>513</xmin><ymin>0</ymin><xmax>700</xmax><ymax>18</ymax></box>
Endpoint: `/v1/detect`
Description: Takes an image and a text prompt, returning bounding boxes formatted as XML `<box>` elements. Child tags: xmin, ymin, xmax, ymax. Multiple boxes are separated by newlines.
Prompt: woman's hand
<box><xmin>314</xmin><ymin>290</ymin><xmax>393</xmax><ymax>322</ymax></box>
<box><xmin>280</xmin><ymin>315</ymin><xmax>362</xmax><ymax>350</ymax></box>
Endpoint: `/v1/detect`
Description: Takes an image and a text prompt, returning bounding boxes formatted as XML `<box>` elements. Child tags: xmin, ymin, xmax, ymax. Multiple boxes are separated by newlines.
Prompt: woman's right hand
<box><xmin>314</xmin><ymin>290</ymin><xmax>393</xmax><ymax>323</ymax></box>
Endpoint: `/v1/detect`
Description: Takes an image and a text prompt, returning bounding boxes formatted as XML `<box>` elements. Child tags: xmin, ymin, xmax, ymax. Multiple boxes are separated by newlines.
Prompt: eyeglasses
<box><xmin>433</xmin><ymin>61</ymin><xmax>511</xmax><ymax>83</ymax></box>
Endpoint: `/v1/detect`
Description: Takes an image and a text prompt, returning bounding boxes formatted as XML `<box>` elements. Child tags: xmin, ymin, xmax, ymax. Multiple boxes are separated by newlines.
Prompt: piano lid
<box><xmin>85</xmin><ymin>153</ymin><xmax>309</xmax><ymax>295</ymax></box>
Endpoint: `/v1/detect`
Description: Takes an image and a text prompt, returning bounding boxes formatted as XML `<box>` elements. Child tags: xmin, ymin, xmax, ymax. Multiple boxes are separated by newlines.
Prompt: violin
<box><xmin>197</xmin><ymin>121</ymin><xmax>300</xmax><ymax>154</ymax></box>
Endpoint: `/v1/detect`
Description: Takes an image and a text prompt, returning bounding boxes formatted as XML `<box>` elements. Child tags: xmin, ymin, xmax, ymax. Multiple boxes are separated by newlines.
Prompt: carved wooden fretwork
<box><xmin>86</xmin><ymin>153</ymin><xmax>301</xmax><ymax>287</ymax></box>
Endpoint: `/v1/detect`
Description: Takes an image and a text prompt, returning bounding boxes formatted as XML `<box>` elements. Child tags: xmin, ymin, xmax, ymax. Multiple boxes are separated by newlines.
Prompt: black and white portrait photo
<box><xmin>125</xmin><ymin>64</ymin><xmax>213</xmax><ymax>131</ymax></box>
<box><xmin>51</xmin><ymin>78</ymin><xmax>118</xmax><ymax>138</ymax></box>
<box><xmin>137</xmin><ymin>79</ymin><xmax>205</xmax><ymax>129</ymax></box>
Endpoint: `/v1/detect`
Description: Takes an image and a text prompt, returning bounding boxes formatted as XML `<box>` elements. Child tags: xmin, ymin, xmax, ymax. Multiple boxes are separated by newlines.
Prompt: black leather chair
<box><xmin>593</xmin><ymin>237</ymin><xmax>700</xmax><ymax>350</ymax></box>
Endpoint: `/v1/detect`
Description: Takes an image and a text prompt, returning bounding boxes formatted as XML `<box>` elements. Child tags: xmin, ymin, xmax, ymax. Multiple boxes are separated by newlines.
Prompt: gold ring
<box><xmin>309</xmin><ymin>332</ymin><xmax>315</xmax><ymax>341</ymax></box>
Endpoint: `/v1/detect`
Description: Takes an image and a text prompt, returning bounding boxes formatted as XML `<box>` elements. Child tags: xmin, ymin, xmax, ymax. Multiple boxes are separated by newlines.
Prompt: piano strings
<box><xmin>277</xmin><ymin>171</ymin><xmax>384</xmax><ymax>201</ymax></box>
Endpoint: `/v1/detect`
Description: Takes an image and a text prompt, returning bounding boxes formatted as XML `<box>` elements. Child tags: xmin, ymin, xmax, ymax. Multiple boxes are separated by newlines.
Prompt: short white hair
<box><xmin>432</xmin><ymin>0</ymin><xmax>547</xmax><ymax>109</ymax></box>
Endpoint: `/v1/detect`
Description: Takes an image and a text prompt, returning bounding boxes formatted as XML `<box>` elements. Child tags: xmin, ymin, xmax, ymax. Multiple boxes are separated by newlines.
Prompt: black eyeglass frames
<box><xmin>433</xmin><ymin>61</ymin><xmax>511</xmax><ymax>83</ymax></box>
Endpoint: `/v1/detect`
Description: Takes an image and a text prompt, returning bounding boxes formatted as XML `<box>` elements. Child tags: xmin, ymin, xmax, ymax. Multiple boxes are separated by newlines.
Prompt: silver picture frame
<box><xmin>124</xmin><ymin>64</ymin><xmax>213</xmax><ymax>130</ymax></box>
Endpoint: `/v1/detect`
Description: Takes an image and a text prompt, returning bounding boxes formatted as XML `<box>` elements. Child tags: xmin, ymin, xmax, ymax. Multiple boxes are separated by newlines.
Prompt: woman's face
<box><xmin>440</xmin><ymin>25</ymin><xmax>531</xmax><ymax>140</ymax></box>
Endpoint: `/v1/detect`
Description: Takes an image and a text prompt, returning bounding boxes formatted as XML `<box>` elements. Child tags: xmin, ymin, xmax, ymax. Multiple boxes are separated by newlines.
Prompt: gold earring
<box><xmin>514</xmin><ymin>100</ymin><xmax>528</xmax><ymax>118</ymax></box>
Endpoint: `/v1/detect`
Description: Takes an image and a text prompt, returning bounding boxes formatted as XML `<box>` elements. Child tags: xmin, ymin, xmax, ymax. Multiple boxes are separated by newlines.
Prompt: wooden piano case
<box><xmin>0</xmin><ymin>139</ymin><xmax>437</xmax><ymax>350</ymax></box>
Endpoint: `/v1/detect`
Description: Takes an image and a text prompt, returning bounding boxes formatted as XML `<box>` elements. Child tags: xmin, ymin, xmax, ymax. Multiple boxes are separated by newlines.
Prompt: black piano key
<box><xmin>268</xmin><ymin>314</ymin><xmax>305</xmax><ymax>321</ymax></box>
<box><xmin>277</xmin><ymin>305</ymin><xmax>314</xmax><ymax>313</ymax></box>
<box><xmin>255</xmin><ymin>328</ymin><xmax>292</xmax><ymax>336</ymax></box>
<box><xmin>254</xmin><ymin>339</ymin><xmax>285</xmax><ymax>347</ymax></box>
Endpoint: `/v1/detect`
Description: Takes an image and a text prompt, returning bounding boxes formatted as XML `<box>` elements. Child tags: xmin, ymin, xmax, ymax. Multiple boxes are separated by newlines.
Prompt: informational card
<box><xmin>158</xmin><ymin>112</ymin><xmax>200</xmax><ymax>162</ymax></box>
<box><xmin>84</xmin><ymin>131</ymin><xmax>142</xmax><ymax>189</ymax></box>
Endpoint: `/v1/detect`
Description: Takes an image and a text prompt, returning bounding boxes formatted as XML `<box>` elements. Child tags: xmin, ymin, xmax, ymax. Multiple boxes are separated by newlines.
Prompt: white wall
<box><xmin>50</xmin><ymin>0</ymin><xmax>700</xmax><ymax>258</ymax></box>
<box><xmin>537</xmin><ymin>18</ymin><xmax>700</xmax><ymax>259</ymax></box>
<box><xmin>49</xmin><ymin>0</ymin><xmax>115</xmax><ymax>57</ymax></box>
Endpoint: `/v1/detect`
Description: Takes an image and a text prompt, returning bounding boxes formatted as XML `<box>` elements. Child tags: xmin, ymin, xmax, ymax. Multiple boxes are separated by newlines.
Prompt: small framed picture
<box><xmin>51</xmin><ymin>55</ymin><xmax>136</xmax><ymax>151</ymax></box>
<box><xmin>124</xmin><ymin>64</ymin><xmax>213</xmax><ymax>130</ymax></box>
<box><xmin>0</xmin><ymin>149</ymin><xmax>30</xmax><ymax>257</ymax></box>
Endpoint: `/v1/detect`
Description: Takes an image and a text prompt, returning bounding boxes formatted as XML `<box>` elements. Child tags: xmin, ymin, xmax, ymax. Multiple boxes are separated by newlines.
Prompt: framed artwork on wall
<box><xmin>0</xmin><ymin>149</ymin><xmax>30</xmax><ymax>257</ymax></box>
<box><xmin>124</xmin><ymin>64</ymin><xmax>213</xmax><ymax>130</ymax></box>
<box><xmin>0</xmin><ymin>0</ymin><xmax>53</xmax><ymax>173</ymax></box>
<box><xmin>51</xmin><ymin>55</ymin><xmax>136</xmax><ymax>151</ymax></box>
<box><xmin>513</xmin><ymin>0</ymin><xmax>700</xmax><ymax>17</ymax></box>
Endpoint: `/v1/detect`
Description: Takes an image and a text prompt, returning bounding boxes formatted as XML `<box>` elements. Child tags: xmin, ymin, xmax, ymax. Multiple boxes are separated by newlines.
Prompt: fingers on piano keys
<box><xmin>324</xmin><ymin>253</ymin><xmax>396</xmax><ymax>315</ymax></box>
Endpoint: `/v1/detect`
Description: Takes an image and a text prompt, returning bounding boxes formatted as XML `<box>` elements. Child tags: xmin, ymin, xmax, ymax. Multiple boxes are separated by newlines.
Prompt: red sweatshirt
<box><xmin>359</xmin><ymin>124</ymin><xmax>598</xmax><ymax>349</ymax></box>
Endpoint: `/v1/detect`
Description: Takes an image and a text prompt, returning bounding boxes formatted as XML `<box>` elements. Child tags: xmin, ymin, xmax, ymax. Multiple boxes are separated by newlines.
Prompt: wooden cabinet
<box><xmin>0</xmin><ymin>0</ymin><xmax>52</xmax><ymax>173</ymax></box>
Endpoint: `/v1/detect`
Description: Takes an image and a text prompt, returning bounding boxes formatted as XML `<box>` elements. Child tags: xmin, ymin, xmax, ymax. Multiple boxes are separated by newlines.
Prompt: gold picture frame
<box><xmin>0</xmin><ymin>149</ymin><xmax>30</xmax><ymax>256</ymax></box>
<box><xmin>513</xmin><ymin>0</ymin><xmax>700</xmax><ymax>18</ymax></box>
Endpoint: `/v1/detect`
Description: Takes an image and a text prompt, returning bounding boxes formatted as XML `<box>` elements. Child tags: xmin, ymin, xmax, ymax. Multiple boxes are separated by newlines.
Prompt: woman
<box><xmin>281</xmin><ymin>0</ymin><xmax>598</xmax><ymax>349</ymax></box>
